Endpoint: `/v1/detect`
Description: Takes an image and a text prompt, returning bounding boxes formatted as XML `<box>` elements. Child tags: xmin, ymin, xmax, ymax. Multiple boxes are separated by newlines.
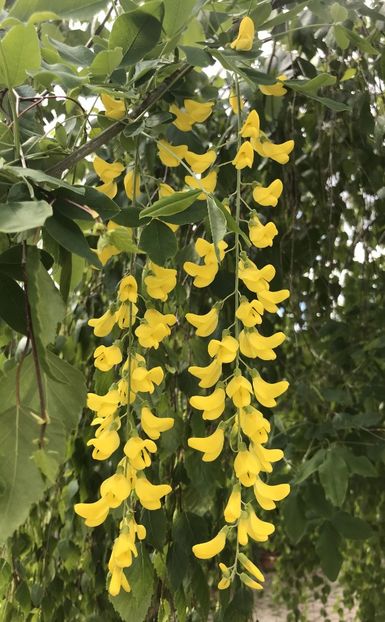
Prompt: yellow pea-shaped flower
<box><xmin>240</xmin><ymin>110</ymin><xmax>260</xmax><ymax>139</ymax></box>
<box><xmin>157</xmin><ymin>139</ymin><xmax>188</xmax><ymax>166</ymax></box>
<box><xmin>252</xmin><ymin>179</ymin><xmax>283</xmax><ymax>207</ymax></box>
<box><xmin>186</xmin><ymin>307</ymin><xmax>219</xmax><ymax>337</ymax></box>
<box><xmin>259</xmin><ymin>75</ymin><xmax>288</xmax><ymax>97</ymax></box>
<box><xmin>188</xmin><ymin>359</ymin><xmax>222</xmax><ymax>389</ymax></box>
<box><xmin>230</xmin><ymin>16</ymin><xmax>255</xmax><ymax>51</ymax></box>
<box><xmin>189</xmin><ymin>386</ymin><xmax>226</xmax><ymax>420</ymax></box>
<box><xmin>140</xmin><ymin>406</ymin><xmax>174</xmax><ymax>440</ymax></box>
<box><xmin>252</xmin><ymin>373</ymin><xmax>289</xmax><ymax>408</ymax></box>
<box><xmin>192</xmin><ymin>529</ymin><xmax>227</xmax><ymax>559</ymax></box>
<box><xmin>185</xmin><ymin>149</ymin><xmax>216</xmax><ymax>174</ymax></box>
<box><xmin>232</xmin><ymin>141</ymin><xmax>254</xmax><ymax>169</ymax></box>
<box><xmin>224</xmin><ymin>485</ymin><xmax>242</xmax><ymax>523</ymax></box>
<box><xmin>188</xmin><ymin>427</ymin><xmax>225</xmax><ymax>462</ymax></box>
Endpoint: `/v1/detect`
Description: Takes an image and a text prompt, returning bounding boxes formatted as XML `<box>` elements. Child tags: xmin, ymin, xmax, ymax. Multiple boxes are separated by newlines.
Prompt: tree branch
<box><xmin>47</xmin><ymin>63</ymin><xmax>193</xmax><ymax>179</ymax></box>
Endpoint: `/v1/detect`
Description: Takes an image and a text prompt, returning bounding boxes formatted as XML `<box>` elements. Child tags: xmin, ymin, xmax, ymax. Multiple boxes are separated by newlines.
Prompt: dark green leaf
<box><xmin>109</xmin><ymin>9</ymin><xmax>163</xmax><ymax>66</ymax></box>
<box><xmin>316</xmin><ymin>522</ymin><xmax>342</xmax><ymax>581</ymax></box>
<box><xmin>139</xmin><ymin>220</ymin><xmax>177</xmax><ymax>265</ymax></box>
<box><xmin>45</xmin><ymin>214</ymin><xmax>102</xmax><ymax>268</ymax></box>
<box><xmin>0</xmin><ymin>166</ymin><xmax>84</xmax><ymax>194</ymax></box>
<box><xmin>179</xmin><ymin>45</ymin><xmax>213</xmax><ymax>67</ymax></box>
<box><xmin>0</xmin><ymin>274</ymin><xmax>27</xmax><ymax>334</ymax></box>
<box><xmin>281</xmin><ymin>493</ymin><xmax>307</xmax><ymax>544</ymax></box>
<box><xmin>319</xmin><ymin>448</ymin><xmax>349</xmax><ymax>507</ymax></box>
<box><xmin>332</xmin><ymin>511</ymin><xmax>373</xmax><ymax>540</ymax></box>
<box><xmin>0</xmin><ymin>245</ymin><xmax>53</xmax><ymax>281</ymax></box>
<box><xmin>141</xmin><ymin>509</ymin><xmax>167</xmax><ymax>550</ymax></box>
<box><xmin>295</xmin><ymin>448</ymin><xmax>326</xmax><ymax>484</ymax></box>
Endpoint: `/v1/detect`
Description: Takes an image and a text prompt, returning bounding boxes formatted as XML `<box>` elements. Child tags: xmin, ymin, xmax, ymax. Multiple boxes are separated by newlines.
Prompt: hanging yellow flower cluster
<box><xmin>183</xmin><ymin>16</ymin><xmax>293</xmax><ymax>591</ymax></box>
<box><xmin>75</xmin><ymin>262</ymin><xmax>177</xmax><ymax>595</ymax></box>
<box><xmin>93</xmin><ymin>154</ymin><xmax>140</xmax><ymax>200</ymax></box>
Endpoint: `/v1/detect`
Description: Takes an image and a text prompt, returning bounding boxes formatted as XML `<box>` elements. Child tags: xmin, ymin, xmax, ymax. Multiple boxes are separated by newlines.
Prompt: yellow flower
<box><xmin>229</xmin><ymin>88</ymin><xmax>244</xmax><ymax>114</ymax></box>
<box><xmin>257</xmin><ymin>287</ymin><xmax>290</xmax><ymax>313</ymax></box>
<box><xmin>108</xmin><ymin>565</ymin><xmax>131</xmax><ymax>597</ymax></box>
<box><xmin>253</xmin><ymin>477</ymin><xmax>290</xmax><ymax>510</ymax></box>
<box><xmin>157</xmin><ymin>139</ymin><xmax>188</xmax><ymax>167</ymax></box>
<box><xmin>238</xmin><ymin>553</ymin><xmax>265</xmax><ymax>583</ymax></box>
<box><xmin>185</xmin><ymin>150</ymin><xmax>216</xmax><ymax>174</ymax></box>
<box><xmin>189</xmin><ymin>386</ymin><xmax>226</xmax><ymax>420</ymax></box>
<box><xmin>236</xmin><ymin>298</ymin><xmax>264</xmax><ymax>327</ymax></box>
<box><xmin>118</xmin><ymin>275</ymin><xmax>138</xmax><ymax>303</ymax></box>
<box><xmin>124</xmin><ymin>170</ymin><xmax>141</xmax><ymax>200</ymax></box>
<box><xmin>88</xmin><ymin>309</ymin><xmax>116</xmax><ymax>337</ymax></box>
<box><xmin>240</xmin><ymin>573</ymin><xmax>263</xmax><ymax>590</ymax></box>
<box><xmin>140</xmin><ymin>406</ymin><xmax>174</xmax><ymax>440</ymax></box>
<box><xmin>224</xmin><ymin>485</ymin><xmax>242</xmax><ymax>523</ymax></box>
<box><xmin>188</xmin><ymin>359</ymin><xmax>222</xmax><ymax>389</ymax></box>
<box><xmin>185</xmin><ymin>170</ymin><xmax>217</xmax><ymax>200</ymax></box>
<box><xmin>239</xmin><ymin>328</ymin><xmax>286</xmax><ymax>360</ymax></box>
<box><xmin>110</xmin><ymin>531</ymin><xmax>137</xmax><ymax>568</ymax></box>
<box><xmin>144</xmin><ymin>262</ymin><xmax>177</xmax><ymax>301</ymax></box>
<box><xmin>101</xmin><ymin>93</ymin><xmax>126</xmax><ymax>120</ymax></box>
<box><xmin>252</xmin><ymin>179</ymin><xmax>283</xmax><ymax>207</ymax></box>
<box><xmin>96</xmin><ymin>238</ymin><xmax>120</xmax><ymax>265</ymax></box>
<box><xmin>252</xmin><ymin>373</ymin><xmax>289</xmax><ymax>407</ymax></box>
<box><xmin>135</xmin><ymin>475</ymin><xmax>172</xmax><ymax>510</ymax></box>
<box><xmin>246</xmin><ymin>507</ymin><xmax>275</xmax><ymax>542</ymax></box>
<box><xmin>93</xmin><ymin>155</ymin><xmax>124</xmax><ymax>183</ymax></box>
<box><xmin>249</xmin><ymin>215</ymin><xmax>278</xmax><ymax>248</ymax></box>
<box><xmin>234</xmin><ymin>448</ymin><xmax>260</xmax><ymax>486</ymax></box>
<box><xmin>184</xmin><ymin>99</ymin><xmax>214</xmax><ymax>123</ymax></box>
<box><xmin>186</xmin><ymin>307</ymin><xmax>219</xmax><ymax>337</ymax></box>
<box><xmin>208</xmin><ymin>335</ymin><xmax>239</xmax><ymax>364</ymax></box>
<box><xmin>240</xmin><ymin>110</ymin><xmax>260</xmax><ymax>139</ymax></box>
<box><xmin>159</xmin><ymin>182</ymin><xmax>175</xmax><ymax>198</ymax></box>
<box><xmin>251</xmin><ymin>137</ymin><xmax>294</xmax><ymax>164</ymax></box>
<box><xmin>131</xmin><ymin>365</ymin><xmax>164</xmax><ymax>393</ymax></box>
<box><xmin>238</xmin><ymin>258</ymin><xmax>275</xmax><ymax>294</ymax></box>
<box><xmin>87</xmin><ymin>390</ymin><xmax>120</xmax><ymax>418</ymax></box>
<box><xmin>74</xmin><ymin>497</ymin><xmax>110</xmax><ymax>527</ymax></box>
<box><xmin>230</xmin><ymin>16</ymin><xmax>255</xmax><ymax>51</ymax></box>
<box><xmin>124</xmin><ymin>436</ymin><xmax>157</xmax><ymax>470</ymax></box>
<box><xmin>93</xmin><ymin>344</ymin><xmax>122</xmax><ymax>372</ymax></box>
<box><xmin>117</xmin><ymin>378</ymin><xmax>136</xmax><ymax>406</ymax></box>
<box><xmin>226</xmin><ymin>374</ymin><xmax>253</xmax><ymax>408</ymax></box>
<box><xmin>169</xmin><ymin>103</ymin><xmax>195</xmax><ymax>132</ymax></box>
<box><xmin>232</xmin><ymin>141</ymin><xmax>254</xmax><ymax>169</ymax></box>
<box><xmin>195</xmin><ymin>238</ymin><xmax>227</xmax><ymax>263</ymax></box>
<box><xmin>218</xmin><ymin>576</ymin><xmax>231</xmax><ymax>590</ymax></box>
<box><xmin>192</xmin><ymin>530</ymin><xmax>226</xmax><ymax>559</ymax></box>
<box><xmin>251</xmin><ymin>442</ymin><xmax>284</xmax><ymax>473</ymax></box>
<box><xmin>188</xmin><ymin>427</ymin><xmax>224</xmax><ymax>462</ymax></box>
<box><xmin>100</xmin><ymin>473</ymin><xmax>131</xmax><ymax>508</ymax></box>
<box><xmin>259</xmin><ymin>74</ymin><xmax>288</xmax><ymax>97</ymax></box>
<box><xmin>135</xmin><ymin>309</ymin><xmax>176</xmax><ymax>349</ymax></box>
<box><xmin>239</xmin><ymin>407</ymin><xmax>270</xmax><ymax>444</ymax></box>
<box><xmin>183</xmin><ymin>260</ymin><xmax>219</xmax><ymax>288</ymax></box>
<box><xmin>87</xmin><ymin>428</ymin><xmax>120</xmax><ymax>460</ymax></box>
<box><xmin>96</xmin><ymin>181</ymin><xmax>117</xmax><ymax>198</ymax></box>
<box><xmin>115</xmin><ymin>302</ymin><xmax>138</xmax><ymax>329</ymax></box>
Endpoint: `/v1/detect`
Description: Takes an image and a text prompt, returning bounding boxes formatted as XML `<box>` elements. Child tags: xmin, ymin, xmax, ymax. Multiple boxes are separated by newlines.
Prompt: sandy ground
<box><xmin>253</xmin><ymin>578</ymin><xmax>357</xmax><ymax>622</ymax></box>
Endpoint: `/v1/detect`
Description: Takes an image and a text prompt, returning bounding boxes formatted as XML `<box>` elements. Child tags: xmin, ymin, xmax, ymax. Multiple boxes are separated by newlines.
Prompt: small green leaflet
<box><xmin>140</xmin><ymin>190</ymin><xmax>201</xmax><ymax>218</ymax></box>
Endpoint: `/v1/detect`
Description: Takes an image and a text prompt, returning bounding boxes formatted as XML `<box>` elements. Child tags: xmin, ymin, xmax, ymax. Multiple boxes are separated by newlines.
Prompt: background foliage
<box><xmin>0</xmin><ymin>0</ymin><xmax>384</xmax><ymax>620</ymax></box>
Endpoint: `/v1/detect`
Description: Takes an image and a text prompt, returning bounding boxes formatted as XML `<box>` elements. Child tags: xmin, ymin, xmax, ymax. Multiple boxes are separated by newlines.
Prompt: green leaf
<box><xmin>10</xmin><ymin>0</ymin><xmax>107</xmax><ymax>20</ymax></box>
<box><xmin>163</xmin><ymin>0</ymin><xmax>196</xmax><ymax>37</ymax></box>
<box><xmin>90</xmin><ymin>48</ymin><xmax>123</xmax><ymax>76</ymax></box>
<box><xmin>140</xmin><ymin>189</ymin><xmax>201</xmax><ymax>218</ymax></box>
<box><xmin>319</xmin><ymin>448</ymin><xmax>349</xmax><ymax>507</ymax></box>
<box><xmin>141</xmin><ymin>509</ymin><xmax>167</xmax><ymax>550</ymax></box>
<box><xmin>316</xmin><ymin>522</ymin><xmax>342</xmax><ymax>581</ymax></box>
<box><xmin>250</xmin><ymin>1</ymin><xmax>272</xmax><ymax>28</ymax></box>
<box><xmin>341</xmin><ymin>450</ymin><xmax>377</xmax><ymax>477</ymax></box>
<box><xmin>0</xmin><ymin>274</ymin><xmax>27</xmax><ymax>334</ymax></box>
<box><xmin>179</xmin><ymin>45</ymin><xmax>213</xmax><ymax>67</ymax></box>
<box><xmin>0</xmin><ymin>245</ymin><xmax>53</xmax><ymax>281</ymax></box>
<box><xmin>334</xmin><ymin>24</ymin><xmax>350</xmax><ymax>49</ymax></box>
<box><xmin>259</xmin><ymin>1</ymin><xmax>308</xmax><ymax>29</ymax></box>
<box><xmin>0</xmin><ymin>166</ymin><xmax>84</xmax><ymax>194</ymax></box>
<box><xmin>44</xmin><ymin>214</ymin><xmax>102</xmax><ymax>268</ymax></box>
<box><xmin>49</xmin><ymin>38</ymin><xmax>94</xmax><ymax>67</ymax></box>
<box><xmin>109</xmin><ymin>9</ymin><xmax>163</xmax><ymax>66</ymax></box>
<box><xmin>26</xmin><ymin>245</ymin><xmax>66</xmax><ymax>379</ymax></box>
<box><xmin>332</xmin><ymin>511</ymin><xmax>373</xmax><ymax>540</ymax></box>
<box><xmin>108</xmin><ymin>228</ymin><xmax>142</xmax><ymax>253</ymax></box>
<box><xmin>214</xmin><ymin>198</ymin><xmax>250</xmax><ymax>247</ymax></box>
<box><xmin>330</xmin><ymin>2</ymin><xmax>348</xmax><ymax>22</ymax></box>
<box><xmin>0</xmin><ymin>201</ymin><xmax>52</xmax><ymax>233</ymax></box>
<box><xmin>110</xmin><ymin>543</ymin><xmax>154</xmax><ymax>622</ymax></box>
<box><xmin>281</xmin><ymin>492</ymin><xmax>307</xmax><ymax>544</ymax></box>
<box><xmin>139</xmin><ymin>220</ymin><xmax>177</xmax><ymax>266</ymax></box>
<box><xmin>0</xmin><ymin>352</ymin><xmax>86</xmax><ymax>543</ymax></box>
<box><xmin>207</xmin><ymin>196</ymin><xmax>226</xmax><ymax>259</ymax></box>
<box><xmin>53</xmin><ymin>185</ymin><xmax>120</xmax><ymax>221</ymax></box>
<box><xmin>0</xmin><ymin>24</ymin><xmax>41</xmax><ymax>88</ymax></box>
<box><xmin>295</xmin><ymin>448</ymin><xmax>326</xmax><ymax>483</ymax></box>
<box><xmin>286</xmin><ymin>73</ymin><xmax>337</xmax><ymax>94</ymax></box>
<box><xmin>162</xmin><ymin>201</ymin><xmax>207</xmax><ymax>225</ymax></box>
